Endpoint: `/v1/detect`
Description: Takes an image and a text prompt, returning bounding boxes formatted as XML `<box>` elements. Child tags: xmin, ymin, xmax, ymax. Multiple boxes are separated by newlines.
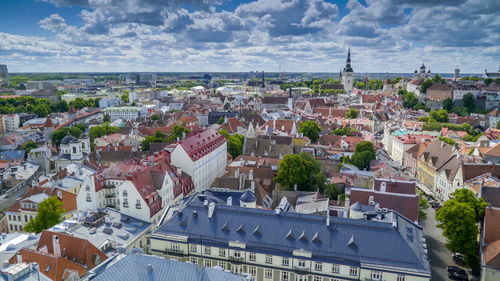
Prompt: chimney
<box><xmin>147</xmin><ymin>264</ymin><xmax>153</xmax><ymax>273</ymax></box>
<box><xmin>294</xmin><ymin>184</ymin><xmax>298</xmax><ymax>191</ymax></box>
<box><xmin>16</xmin><ymin>253</ymin><xmax>22</xmax><ymax>263</ymax></box>
<box><xmin>235</xmin><ymin>168</ymin><xmax>240</xmax><ymax>178</ymax></box>
<box><xmin>326</xmin><ymin>211</ymin><xmax>331</xmax><ymax>226</ymax></box>
<box><xmin>227</xmin><ymin>197</ymin><xmax>232</xmax><ymax>206</ymax></box>
<box><xmin>248</xmin><ymin>170</ymin><xmax>254</xmax><ymax>180</ymax></box>
<box><xmin>177</xmin><ymin>167</ymin><xmax>182</xmax><ymax>175</ymax></box>
<box><xmin>53</xmin><ymin>235</ymin><xmax>61</xmax><ymax>257</ymax></box>
<box><xmin>380</xmin><ymin>182</ymin><xmax>386</xmax><ymax>193</ymax></box>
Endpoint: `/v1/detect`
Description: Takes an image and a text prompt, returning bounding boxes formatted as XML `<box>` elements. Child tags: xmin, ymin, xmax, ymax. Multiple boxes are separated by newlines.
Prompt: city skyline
<box><xmin>0</xmin><ymin>0</ymin><xmax>499</xmax><ymax>73</ymax></box>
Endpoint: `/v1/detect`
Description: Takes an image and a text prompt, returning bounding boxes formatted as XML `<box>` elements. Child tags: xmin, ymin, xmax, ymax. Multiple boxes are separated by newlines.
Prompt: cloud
<box><xmin>0</xmin><ymin>0</ymin><xmax>497</xmax><ymax>72</ymax></box>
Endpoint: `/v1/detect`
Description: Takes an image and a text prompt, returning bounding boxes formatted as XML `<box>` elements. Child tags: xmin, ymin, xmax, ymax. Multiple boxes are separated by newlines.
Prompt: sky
<box><xmin>0</xmin><ymin>0</ymin><xmax>499</xmax><ymax>73</ymax></box>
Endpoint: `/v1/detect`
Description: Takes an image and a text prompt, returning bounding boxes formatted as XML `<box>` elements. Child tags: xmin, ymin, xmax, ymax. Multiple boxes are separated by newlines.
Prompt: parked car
<box><xmin>448</xmin><ymin>272</ymin><xmax>468</xmax><ymax>281</ymax></box>
<box><xmin>447</xmin><ymin>266</ymin><xmax>466</xmax><ymax>275</ymax></box>
<box><xmin>452</xmin><ymin>253</ymin><xmax>465</xmax><ymax>266</ymax></box>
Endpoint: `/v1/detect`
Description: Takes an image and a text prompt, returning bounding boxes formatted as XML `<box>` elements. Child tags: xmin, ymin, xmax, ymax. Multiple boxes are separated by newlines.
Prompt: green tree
<box><xmin>452</xmin><ymin>106</ymin><xmax>468</xmax><ymax>116</ymax></box>
<box><xmin>88</xmin><ymin>122</ymin><xmax>119</xmax><ymax>142</ymax></box>
<box><xmin>436</xmin><ymin>189</ymin><xmax>487</xmax><ymax>271</ymax></box>
<box><xmin>402</xmin><ymin>92</ymin><xmax>419</xmax><ymax>109</ymax></box>
<box><xmin>22</xmin><ymin>141</ymin><xmax>38</xmax><ymax>154</ymax></box>
<box><xmin>325</xmin><ymin>183</ymin><xmax>341</xmax><ymax>200</ymax></box>
<box><xmin>332</xmin><ymin>127</ymin><xmax>358</xmax><ymax>136</ymax></box>
<box><xmin>216</xmin><ymin>116</ymin><xmax>225</xmax><ymax>125</ymax></box>
<box><xmin>298</xmin><ymin>120</ymin><xmax>321</xmax><ymax>143</ymax></box>
<box><xmin>350</xmin><ymin>141</ymin><xmax>376</xmax><ymax>170</ymax></box>
<box><xmin>420</xmin><ymin>80</ymin><xmax>433</xmax><ymax>93</ymax></box>
<box><xmin>150</xmin><ymin>113</ymin><xmax>161</xmax><ymax>121</ymax></box>
<box><xmin>103</xmin><ymin>114</ymin><xmax>111</xmax><ymax>123</ymax></box>
<box><xmin>431</xmin><ymin>74</ymin><xmax>445</xmax><ymax>83</ymax></box>
<box><xmin>443</xmin><ymin>98</ymin><xmax>453</xmax><ymax>111</ymax></box>
<box><xmin>497</xmin><ymin>120</ymin><xmax>500</xmax><ymax>129</ymax></box>
<box><xmin>166</xmin><ymin>125</ymin><xmax>190</xmax><ymax>143</ymax></box>
<box><xmin>429</xmin><ymin>109</ymin><xmax>449</xmax><ymax>122</ymax></box>
<box><xmin>345</xmin><ymin>109</ymin><xmax>359</xmax><ymax>119</ymax></box>
<box><xmin>463</xmin><ymin>93</ymin><xmax>476</xmax><ymax>114</ymax></box>
<box><xmin>275</xmin><ymin>152</ymin><xmax>326</xmax><ymax>191</ymax></box>
<box><xmin>121</xmin><ymin>94</ymin><xmax>129</xmax><ymax>103</ymax></box>
<box><xmin>418</xmin><ymin>192</ymin><xmax>429</xmax><ymax>221</ymax></box>
<box><xmin>51</xmin><ymin>126</ymin><xmax>83</xmax><ymax>146</ymax></box>
<box><xmin>24</xmin><ymin>196</ymin><xmax>64</xmax><ymax>233</ymax></box>
<box><xmin>439</xmin><ymin>136</ymin><xmax>456</xmax><ymax>146</ymax></box>
<box><xmin>484</xmin><ymin>78</ymin><xmax>493</xmax><ymax>85</ymax></box>
<box><xmin>227</xmin><ymin>134</ymin><xmax>244</xmax><ymax>159</ymax></box>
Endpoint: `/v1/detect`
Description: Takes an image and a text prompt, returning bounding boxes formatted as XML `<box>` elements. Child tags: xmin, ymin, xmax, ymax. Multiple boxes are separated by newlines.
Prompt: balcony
<box><xmin>105</xmin><ymin>193</ymin><xmax>116</xmax><ymax>198</ymax></box>
<box><xmin>293</xmin><ymin>264</ymin><xmax>308</xmax><ymax>271</ymax></box>
<box><xmin>103</xmin><ymin>183</ymin><xmax>116</xmax><ymax>189</ymax></box>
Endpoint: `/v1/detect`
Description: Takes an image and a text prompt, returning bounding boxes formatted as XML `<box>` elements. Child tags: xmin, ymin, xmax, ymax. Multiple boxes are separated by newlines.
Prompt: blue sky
<box><xmin>0</xmin><ymin>0</ymin><xmax>499</xmax><ymax>73</ymax></box>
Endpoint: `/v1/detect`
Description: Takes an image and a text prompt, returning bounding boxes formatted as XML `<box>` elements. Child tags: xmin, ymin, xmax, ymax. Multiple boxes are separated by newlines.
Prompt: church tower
<box><xmin>342</xmin><ymin>47</ymin><xmax>354</xmax><ymax>93</ymax></box>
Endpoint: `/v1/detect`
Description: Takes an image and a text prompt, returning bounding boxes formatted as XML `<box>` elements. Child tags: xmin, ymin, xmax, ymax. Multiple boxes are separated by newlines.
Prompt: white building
<box><xmin>2</xmin><ymin>114</ymin><xmax>20</xmax><ymax>132</ymax></box>
<box><xmin>341</xmin><ymin>47</ymin><xmax>354</xmax><ymax>94</ymax></box>
<box><xmin>25</xmin><ymin>81</ymin><xmax>56</xmax><ymax>91</ymax></box>
<box><xmin>76</xmin><ymin>152</ymin><xmax>194</xmax><ymax>223</ymax></box>
<box><xmin>452</xmin><ymin>85</ymin><xmax>481</xmax><ymax>100</ymax></box>
<box><xmin>54</xmin><ymin>134</ymin><xmax>91</xmax><ymax>171</ymax></box>
<box><xmin>171</xmin><ymin>129</ymin><xmax>227</xmax><ymax>191</ymax></box>
<box><xmin>103</xmin><ymin>106</ymin><xmax>142</xmax><ymax>121</ymax></box>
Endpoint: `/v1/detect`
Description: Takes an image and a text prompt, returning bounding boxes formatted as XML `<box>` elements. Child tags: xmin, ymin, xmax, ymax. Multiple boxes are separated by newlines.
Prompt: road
<box><xmin>421</xmin><ymin>207</ymin><xmax>456</xmax><ymax>281</ymax></box>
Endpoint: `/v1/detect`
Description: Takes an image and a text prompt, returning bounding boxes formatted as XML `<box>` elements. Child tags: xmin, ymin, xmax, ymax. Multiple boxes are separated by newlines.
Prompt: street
<box><xmin>421</xmin><ymin>207</ymin><xmax>456</xmax><ymax>281</ymax></box>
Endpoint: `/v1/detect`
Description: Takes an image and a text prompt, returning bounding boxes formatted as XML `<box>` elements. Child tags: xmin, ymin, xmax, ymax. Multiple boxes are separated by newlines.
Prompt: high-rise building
<box><xmin>342</xmin><ymin>47</ymin><xmax>354</xmax><ymax>93</ymax></box>
<box><xmin>0</xmin><ymin>64</ymin><xmax>8</xmax><ymax>86</ymax></box>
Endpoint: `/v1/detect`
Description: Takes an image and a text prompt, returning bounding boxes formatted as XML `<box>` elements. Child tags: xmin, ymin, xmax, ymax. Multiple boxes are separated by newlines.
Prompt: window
<box><xmin>24</xmin><ymin>215</ymin><xmax>28</xmax><ymax>222</ymax></box>
<box><xmin>249</xmin><ymin>266</ymin><xmax>256</xmax><ymax>276</ymax></box>
<box><xmin>330</xmin><ymin>279</ymin><xmax>342</xmax><ymax>281</ymax></box>
<box><xmin>233</xmin><ymin>250</ymin><xmax>241</xmax><ymax>258</ymax></box>
<box><xmin>189</xmin><ymin>244</ymin><xmax>197</xmax><ymax>253</ymax></box>
<box><xmin>314</xmin><ymin>262</ymin><xmax>322</xmax><ymax>271</ymax></box>
<box><xmin>297</xmin><ymin>276</ymin><xmax>307</xmax><ymax>281</ymax></box>
<box><xmin>265</xmin><ymin>268</ymin><xmax>273</xmax><ymax>279</ymax></box>
<box><xmin>170</xmin><ymin>243</ymin><xmax>180</xmax><ymax>252</ymax></box>
<box><xmin>397</xmin><ymin>275</ymin><xmax>405</xmax><ymax>281</ymax></box>
<box><xmin>349</xmin><ymin>267</ymin><xmax>358</xmax><ymax>276</ymax></box>
<box><xmin>219</xmin><ymin>248</ymin><xmax>226</xmax><ymax>257</ymax></box>
<box><xmin>136</xmin><ymin>199</ymin><xmax>142</xmax><ymax>209</ymax></box>
<box><xmin>371</xmin><ymin>271</ymin><xmax>382</xmax><ymax>280</ymax></box>
<box><xmin>122</xmin><ymin>190</ymin><xmax>127</xmax><ymax>196</ymax></box>
<box><xmin>8</xmin><ymin>215</ymin><xmax>11</xmax><ymax>220</ymax></box>
<box><xmin>298</xmin><ymin>260</ymin><xmax>306</xmax><ymax>268</ymax></box>
<box><xmin>281</xmin><ymin>271</ymin><xmax>289</xmax><ymax>281</ymax></box>
<box><xmin>204</xmin><ymin>259</ymin><xmax>212</xmax><ymax>267</ymax></box>
<box><xmin>332</xmin><ymin>264</ymin><xmax>339</xmax><ymax>274</ymax></box>
<box><xmin>265</xmin><ymin>255</ymin><xmax>273</xmax><ymax>264</ymax></box>
<box><xmin>282</xmin><ymin>258</ymin><xmax>289</xmax><ymax>266</ymax></box>
<box><xmin>204</xmin><ymin>246</ymin><xmax>211</xmax><ymax>255</ymax></box>
<box><xmin>12</xmin><ymin>216</ymin><xmax>16</xmax><ymax>221</ymax></box>
<box><xmin>313</xmin><ymin>277</ymin><xmax>321</xmax><ymax>281</ymax></box>
<box><xmin>190</xmin><ymin>257</ymin><xmax>198</xmax><ymax>264</ymax></box>
<box><xmin>249</xmin><ymin>252</ymin><xmax>256</xmax><ymax>262</ymax></box>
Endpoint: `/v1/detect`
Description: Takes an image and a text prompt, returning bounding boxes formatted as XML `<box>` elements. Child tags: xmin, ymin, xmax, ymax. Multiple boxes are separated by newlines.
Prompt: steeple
<box><xmin>344</xmin><ymin>46</ymin><xmax>353</xmax><ymax>73</ymax></box>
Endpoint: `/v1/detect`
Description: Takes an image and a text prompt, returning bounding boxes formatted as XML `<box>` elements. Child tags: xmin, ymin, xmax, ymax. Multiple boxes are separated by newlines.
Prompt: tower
<box><xmin>342</xmin><ymin>47</ymin><xmax>354</xmax><ymax>93</ymax></box>
<box><xmin>79</xmin><ymin>133</ymin><xmax>91</xmax><ymax>154</ymax></box>
<box><xmin>454</xmin><ymin>67</ymin><xmax>460</xmax><ymax>80</ymax></box>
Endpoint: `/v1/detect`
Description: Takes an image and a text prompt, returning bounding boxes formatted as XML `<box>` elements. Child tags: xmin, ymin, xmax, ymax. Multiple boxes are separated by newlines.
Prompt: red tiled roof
<box><xmin>179</xmin><ymin>128</ymin><xmax>226</xmax><ymax>161</ymax></box>
<box><xmin>350</xmin><ymin>188</ymin><xmax>419</xmax><ymax>221</ymax></box>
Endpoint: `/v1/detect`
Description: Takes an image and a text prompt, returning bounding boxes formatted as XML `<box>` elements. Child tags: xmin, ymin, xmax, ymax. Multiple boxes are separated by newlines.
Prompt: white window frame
<box><xmin>265</xmin><ymin>268</ymin><xmax>273</xmax><ymax>279</ymax></box>
<box><xmin>349</xmin><ymin>267</ymin><xmax>358</xmax><ymax>276</ymax></box>
<box><xmin>332</xmin><ymin>264</ymin><xmax>339</xmax><ymax>274</ymax></box>
<box><xmin>314</xmin><ymin>262</ymin><xmax>322</xmax><ymax>271</ymax></box>
<box><xmin>397</xmin><ymin>274</ymin><xmax>405</xmax><ymax>281</ymax></box>
<box><xmin>282</xmin><ymin>258</ymin><xmax>289</xmax><ymax>266</ymax></box>
<box><xmin>265</xmin><ymin>255</ymin><xmax>273</xmax><ymax>264</ymax></box>
<box><xmin>371</xmin><ymin>271</ymin><xmax>382</xmax><ymax>281</ymax></box>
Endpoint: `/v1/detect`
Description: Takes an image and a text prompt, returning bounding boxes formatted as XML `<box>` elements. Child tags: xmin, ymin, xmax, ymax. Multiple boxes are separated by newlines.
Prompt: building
<box><xmin>5</xmin><ymin>186</ymin><xmax>76</xmax><ymax>233</ymax></box>
<box><xmin>25</xmin><ymin>81</ymin><xmax>56</xmax><ymax>91</ymax></box>
<box><xmin>103</xmin><ymin>106</ymin><xmax>142</xmax><ymax>121</ymax></box>
<box><xmin>88</xmin><ymin>252</ymin><xmax>250</xmax><ymax>281</ymax></box>
<box><xmin>0</xmin><ymin>64</ymin><xmax>8</xmax><ymax>86</ymax></box>
<box><xmin>98</xmin><ymin>97</ymin><xmax>122</xmax><ymax>109</ymax></box>
<box><xmin>391</xmin><ymin>134</ymin><xmax>434</xmax><ymax>165</ymax></box>
<box><xmin>413</xmin><ymin>63</ymin><xmax>431</xmax><ymax>79</ymax></box>
<box><xmin>426</xmin><ymin>84</ymin><xmax>453</xmax><ymax>101</ymax></box>
<box><xmin>342</xmin><ymin>47</ymin><xmax>354</xmax><ymax>93</ymax></box>
<box><xmin>27</xmin><ymin>146</ymin><xmax>52</xmax><ymax>175</ymax></box>
<box><xmin>76</xmin><ymin>151</ymin><xmax>194</xmax><ymax>223</ymax></box>
<box><xmin>2</xmin><ymin>114</ymin><xmax>20</xmax><ymax>132</ymax></box>
<box><xmin>54</xmin><ymin>134</ymin><xmax>91</xmax><ymax>171</ymax></box>
<box><xmin>1</xmin><ymin>262</ymin><xmax>52</xmax><ymax>281</ymax></box>
<box><xmin>481</xmin><ymin>207</ymin><xmax>500</xmax><ymax>281</ymax></box>
<box><xmin>416</xmin><ymin>140</ymin><xmax>457</xmax><ymax>195</ymax></box>
<box><xmin>150</xmin><ymin>200</ymin><xmax>431</xmax><ymax>281</ymax></box>
<box><xmin>261</xmin><ymin>96</ymin><xmax>291</xmax><ymax>111</ymax></box>
<box><xmin>171</xmin><ymin>129</ymin><xmax>227</xmax><ymax>191</ymax></box>
<box><xmin>9</xmin><ymin>231</ymin><xmax>107</xmax><ymax>281</ymax></box>
<box><xmin>452</xmin><ymin>84</ymin><xmax>480</xmax><ymax>100</ymax></box>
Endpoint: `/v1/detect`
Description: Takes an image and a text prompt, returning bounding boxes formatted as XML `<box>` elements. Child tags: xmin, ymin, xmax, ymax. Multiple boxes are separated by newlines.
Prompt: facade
<box><xmin>2</xmin><ymin>114</ymin><xmax>20</xmax><ymax>132</ymax></box>
<box><xmin>416</xmin><ymin>140</ymin><xmax>457</xmax><ymax>195</ymax></box>
<box><xmin>103</xmin><ymin>106</ymin><xmax>142</xmax><ymax>120</ymax></box>
<box><xmin>76</xmin><ymin>151</ymin><xmax>194</xmax><ymax>223</ymax></box>
<box><xmin>342</xmin><ymin>47</ymin><xmax>354</xmax><ymax>93</ymax></box>
<box><xmin>54</xmin><ymin>134</ymin><xmax>91</xmax><ymax>171</ymax></box>
<box><xmin>25</xmin><ymin>81</ymin><xmax>56</xmax><ymax>91</ymax></box>
<box><xmin>426</xmin><ymin>84</ymin><xmax>452</xmax><ymax>101</ymax></box>
<box><xmin>150</xmin><ymin>201</ymin><xmax>431</xmax><ymax>281</ymax></box>
<box><xmin>171</xmin><ymin>129</ymin><xmax>227</xmax><ymax>191</ymax></box>
<box><xmin>481</xmin><ymin>208</ymin><xmax>500</xmax><ymax>281</ymax></box>
<box><xmin>391</xmin><ymin>134</ymin><xmax>434</xmax><ymax>165</ymax></box>
<box><xmin>452</xmin><ymin>85</ymin><xmax>480</xmax><ymax>100</ymax></box>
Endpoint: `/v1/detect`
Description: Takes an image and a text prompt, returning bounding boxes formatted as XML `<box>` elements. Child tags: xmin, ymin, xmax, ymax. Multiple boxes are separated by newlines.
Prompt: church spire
<box><xmin>344</xmin><ymin>46</ymin><xmax>353</xmax><ymax>73</ymax></box>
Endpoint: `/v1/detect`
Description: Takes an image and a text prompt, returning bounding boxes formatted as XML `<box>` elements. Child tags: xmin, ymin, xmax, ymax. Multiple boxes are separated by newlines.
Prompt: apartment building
<box><xmin>150</xmin><ymin>201</ymin><xmax>431</xmax><ymax>281</ymax></box>
<box><xmin>416</xmin><ymin>140</ymin><xmax>457</xmax><ymax>195</ymax></box>
<box><xmin>2</xmin><ymin>114</ymin><xmax>20</xmax><ymax>132</ymax></box>
<box><xmin>171</xmin><ymin>128</ymin><xmax>227</xmax><ymax>191</ymax></box>
<box><xmin>103</xmin><ymin>106</ymin><xmax>143</xmax><ymax>120</ymax></box>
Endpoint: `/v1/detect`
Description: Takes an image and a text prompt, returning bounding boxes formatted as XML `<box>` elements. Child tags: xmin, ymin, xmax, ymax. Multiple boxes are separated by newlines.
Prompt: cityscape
<box><xmin>0</xmin><ymin>1</ymin><xmax>499</xmax><ymax>281</ymax></box>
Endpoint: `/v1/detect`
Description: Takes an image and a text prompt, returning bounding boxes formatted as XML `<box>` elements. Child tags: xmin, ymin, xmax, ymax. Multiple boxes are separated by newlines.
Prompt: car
<box><xmin>447</xmin><ymin>266</ymin><xmax>466</xmax><ymax>275</ymax></box>
<box><xmin>448</xmin><ymin>272</ymin><xmax>468</xmax><ymax>281</ymax></box>
<box><xmin>452</xmin><ymin>253</ymin><xmax>465</xmax><ymax>266</ymax></box>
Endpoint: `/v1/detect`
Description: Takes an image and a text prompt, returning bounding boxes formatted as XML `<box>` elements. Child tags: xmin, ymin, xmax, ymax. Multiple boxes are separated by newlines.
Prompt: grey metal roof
<box><xmin>90</xmin><ymin>253</ymin><xmax>246</xmax><ymax>281</ymax></box>
<box><xmin>154</xmin><ymin>201</ymin><xmax>430</xmax><ymax>275</ymax></box>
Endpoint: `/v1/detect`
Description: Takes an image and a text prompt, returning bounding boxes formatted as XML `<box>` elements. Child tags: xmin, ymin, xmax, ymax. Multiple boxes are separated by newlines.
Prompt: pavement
<box><xmin>421</xmin><ymin>206</ymin><xmax>457</xmax><ymax>281</ymax></box>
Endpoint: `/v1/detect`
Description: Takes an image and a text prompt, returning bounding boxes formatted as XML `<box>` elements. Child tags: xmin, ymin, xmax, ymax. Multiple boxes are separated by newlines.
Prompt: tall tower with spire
<box><xmin>342</xmin><ymin>47</ymin><xmax>354</xmax><ymax>93</ymax></box>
